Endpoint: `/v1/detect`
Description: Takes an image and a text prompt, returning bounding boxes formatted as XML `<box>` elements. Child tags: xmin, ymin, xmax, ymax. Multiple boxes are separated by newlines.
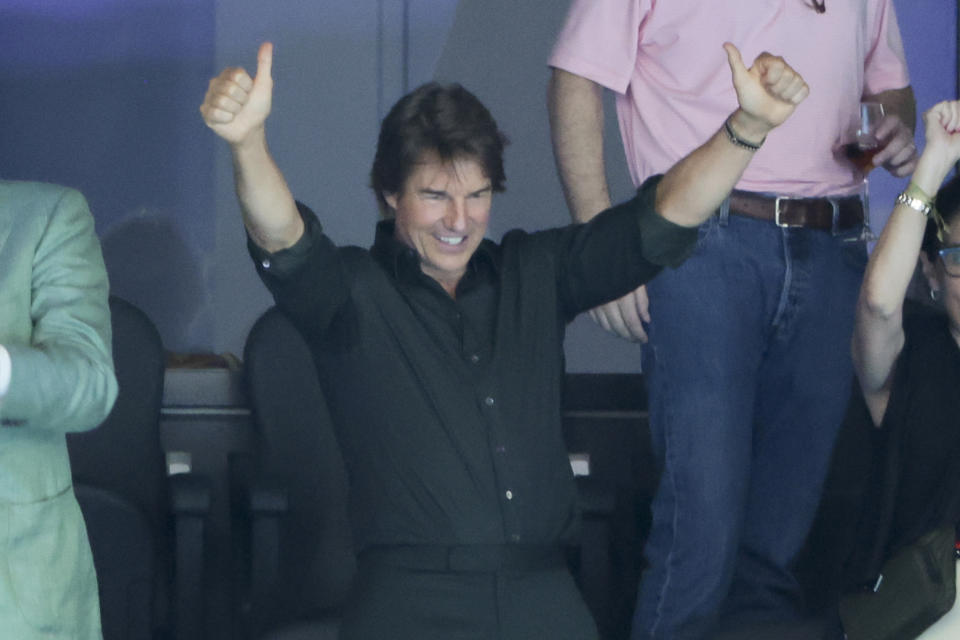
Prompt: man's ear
<box><xmin>384</xmin><ymin>192</ymin><xmax>398</xmax><ymax>211</ymax></box>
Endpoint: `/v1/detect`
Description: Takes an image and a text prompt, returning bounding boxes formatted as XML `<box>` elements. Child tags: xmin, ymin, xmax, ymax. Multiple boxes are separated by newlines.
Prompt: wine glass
<box><xmin>835</xmin><ymin>102</ymin><xmax>885</xmax><ymax>242</ymax></box>
<box><xmin>840</xmin><ymin>102</ymin><xmax>885</xmax><ymax>174</ymax></box>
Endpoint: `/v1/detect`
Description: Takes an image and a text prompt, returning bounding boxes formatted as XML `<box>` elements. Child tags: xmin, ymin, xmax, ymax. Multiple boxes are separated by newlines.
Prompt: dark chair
<box><xmin>231</xmin><ymin>306</ymin><xmax>354</xmax><ymax>639</ymax></box>
<box><xmin>67</xmin><ymin>296</ymin><xmax>210</xmax><ymax>640</ymax></box>
<box><xmin>563</xmin><ymin>374</ymin><xmax>652</xmax><ymax>640</ymax></box>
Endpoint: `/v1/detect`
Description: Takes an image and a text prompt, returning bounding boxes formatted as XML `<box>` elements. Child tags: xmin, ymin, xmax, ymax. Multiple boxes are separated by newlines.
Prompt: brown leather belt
<box><xmin>729</xmin><ymin>190</ymin><xmax>864</xmax><ymax>232</ymax></box>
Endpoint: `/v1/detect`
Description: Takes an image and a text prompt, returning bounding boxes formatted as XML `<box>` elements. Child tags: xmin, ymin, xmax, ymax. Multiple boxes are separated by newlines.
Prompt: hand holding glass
<box><xmin>839</xmin><ymin>102</ymin><xmax>885</xmax><ymax>173</ymax></box>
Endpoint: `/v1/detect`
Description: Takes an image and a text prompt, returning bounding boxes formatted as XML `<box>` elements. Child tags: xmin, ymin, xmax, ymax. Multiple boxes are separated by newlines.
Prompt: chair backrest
<box><xmin>67</xmin><ymin>295</ymin><xmax>169</xmax><ymax>640</ymax></box>
<box><xmin>69</xmin><ymin>295</ymin><xmax>167</xmax><ymax>519</ymax></box>
<box><xmin>243</xmin><ymin>306</ymin><xmax>355</xmax><ymax>624</ymax></box>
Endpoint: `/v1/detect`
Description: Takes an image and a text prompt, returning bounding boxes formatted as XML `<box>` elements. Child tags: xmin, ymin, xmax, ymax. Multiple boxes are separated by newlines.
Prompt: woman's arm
<box><xmin>853</xmin><ymin>101</ymin><xmax>960</xmax><ymax>425</ymax></box>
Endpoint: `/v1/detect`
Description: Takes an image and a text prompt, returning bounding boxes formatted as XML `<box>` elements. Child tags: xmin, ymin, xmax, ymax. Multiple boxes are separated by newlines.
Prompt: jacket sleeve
<box><xmin>0</xmin><ymin>187</ymin><xmax>118</xmax><ymax>433</ymax></box>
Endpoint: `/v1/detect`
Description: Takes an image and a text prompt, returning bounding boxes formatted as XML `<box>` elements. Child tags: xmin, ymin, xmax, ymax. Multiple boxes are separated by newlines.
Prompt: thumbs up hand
<box><xmin>200</xmin><ymin>42</ymin><xmax>275</xmax><ymax>147</ymax></box>
<box><xmin>722</xmin><ymin>43</ymin><xmax>809</xmax><ymax>144</ymax></box>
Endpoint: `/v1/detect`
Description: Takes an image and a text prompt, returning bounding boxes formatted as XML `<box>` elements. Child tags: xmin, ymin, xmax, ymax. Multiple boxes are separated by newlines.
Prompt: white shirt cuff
<box><xmin>0</xmin><ymin>344</ymin><xmax>11</xmax><ymax>401</ymax></box>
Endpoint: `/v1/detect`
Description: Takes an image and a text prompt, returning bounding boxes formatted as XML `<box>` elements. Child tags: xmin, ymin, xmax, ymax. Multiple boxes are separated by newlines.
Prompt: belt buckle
<box><xmin>827</xmin><ymin>197</ymin><xmax>840</xmax><ymax>235</ymax></box>
<box><xmin>774</xmin><ymin>196</ymin><xmax>841</xmax><ymax>232</ymax></box>
<box><xmin>774</xmin><ymin>195</ymin><xmax>801</xmax><ymax>228</ymax></box>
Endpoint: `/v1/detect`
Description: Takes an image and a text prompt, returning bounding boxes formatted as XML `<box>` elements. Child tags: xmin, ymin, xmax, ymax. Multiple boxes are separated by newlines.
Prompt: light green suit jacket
<box><xmin>0</xmin><ymin>181</ymin><xmax>118</xmax><ymax>639</ymax></box>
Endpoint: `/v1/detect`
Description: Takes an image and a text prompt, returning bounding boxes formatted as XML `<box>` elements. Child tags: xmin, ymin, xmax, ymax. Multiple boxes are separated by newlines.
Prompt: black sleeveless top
<box><xmin>831</xmin><ymin>305</ymin><xmax>960</xmax><ymax>637</ymax></box>
<box><xmin>881</xmin><ymin>307</ymin><xmax>960</xmax><ymax>553</ymax></box>
<box><xmin>840</xmin><ymin>304</ymin><xmax>960</xmax><ymax>594</ymax></box>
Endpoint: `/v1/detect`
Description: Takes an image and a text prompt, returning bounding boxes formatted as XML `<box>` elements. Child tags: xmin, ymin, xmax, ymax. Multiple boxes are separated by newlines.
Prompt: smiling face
<box><xmin>385</xmin><ymin>152</ymin><xmax>492</xmax><ymax>296</ymax></box>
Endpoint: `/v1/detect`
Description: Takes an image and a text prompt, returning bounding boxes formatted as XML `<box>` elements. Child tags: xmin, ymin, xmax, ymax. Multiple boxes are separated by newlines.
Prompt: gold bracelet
<box><xmin>895</xmin><ymin>191</ymin><xmax>933</xmax><ymax>217</ymax></box>
<box><xmin>904</xmin><ymin>181</ymin><xmax>934</xmax><ymax>204</ymax></box>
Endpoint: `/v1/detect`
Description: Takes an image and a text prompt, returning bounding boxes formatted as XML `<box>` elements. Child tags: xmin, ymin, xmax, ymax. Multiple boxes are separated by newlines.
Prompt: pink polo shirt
<box><xmin>549</xmin><ymin>0</ymin><xmax>910</xmax><ymax>197</ymax></box>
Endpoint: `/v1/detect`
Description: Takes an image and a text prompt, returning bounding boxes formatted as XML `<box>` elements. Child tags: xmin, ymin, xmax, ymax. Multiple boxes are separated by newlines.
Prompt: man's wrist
<box><xmin>230</xmin><ymin>126</ymin><xmax>269</xmax><ymax>156</ymax></box>
<box><xmin>724</xmin><ymin>118</ymin><xmax>764</xmax><ymax>151</ymax></box>
<box><xmin>727</xmin><ymin>109</ymin><xmax>773</xmax><ymax>146</ymax></box>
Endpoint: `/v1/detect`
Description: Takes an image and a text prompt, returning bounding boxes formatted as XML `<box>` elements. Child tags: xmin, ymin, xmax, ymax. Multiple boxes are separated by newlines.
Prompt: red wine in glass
<box><xmin>842</xmin><ymin>140</ymin><xmax>880</xmax><ymax>172</ymax></box>
<box><xmin>838</xmin><ymin>103</ymin><xmax>884</xmax><ymax>173</ymax></box>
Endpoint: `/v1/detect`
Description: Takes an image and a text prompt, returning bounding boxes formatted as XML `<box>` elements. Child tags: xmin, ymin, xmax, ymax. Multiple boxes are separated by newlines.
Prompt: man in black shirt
<box><xmin>200</xmin><ymin>41</ymin><xmax>809</xmax><ymax>639</ymax></box>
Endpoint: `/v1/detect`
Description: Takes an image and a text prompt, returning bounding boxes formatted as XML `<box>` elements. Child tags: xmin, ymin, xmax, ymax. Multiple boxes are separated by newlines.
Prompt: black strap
<box><xmin>359</xmin><ymin>544</ymin><xmax>565</xmax><ymax>573</ymax></box>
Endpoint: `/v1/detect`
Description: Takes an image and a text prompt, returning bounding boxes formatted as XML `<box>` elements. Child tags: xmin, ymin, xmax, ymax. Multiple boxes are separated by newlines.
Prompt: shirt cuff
<box><xmin>247</xmin><ymin>201</ymin><xmax>327</xmax><ymax>279</ymax></box>
<box><xmin>0</xmin><ymin>344</ymin><xmax>11</xmax><ymax>402</ymax></box>
<box><xmin>634</xmin><ymin>175</ymin><xmax>700</xmax><ymax>269</ymax></box>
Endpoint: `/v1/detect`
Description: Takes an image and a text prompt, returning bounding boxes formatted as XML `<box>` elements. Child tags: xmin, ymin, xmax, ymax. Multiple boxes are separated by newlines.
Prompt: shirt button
<box><xmin>484</xmin><ymin>396</ymin><xmax>495</xmax><ymax>407</ymax></box>
<box><xmin>470</xmin><ymin>353</ymin><xmax>480</xmax><ymax>364</ymax></box>
<box><xmin>505</xmin><ymin>490</ymin><xmax>513</xmax><ymax>500</ymax></box>
<box><xmin>510</xmin><ymin>533</ymin><xmax>521</xmax><ymax>542</ymax></box>
<box><xmin>261</xmin><ymin>258</ymin><xmax>271</xmax><ymax>269</ymax></box>
<box><xmin>495</xmin><ymin>445</ymin><xmax>506</xmax><ymax>454</ymax></box>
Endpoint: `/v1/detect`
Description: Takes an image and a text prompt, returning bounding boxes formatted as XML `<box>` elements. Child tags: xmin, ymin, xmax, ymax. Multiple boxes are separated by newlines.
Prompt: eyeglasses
<box><xmin>938</xmin><ymin>246</ymin><xmax>960</xmax><ymax>277</ymax></box>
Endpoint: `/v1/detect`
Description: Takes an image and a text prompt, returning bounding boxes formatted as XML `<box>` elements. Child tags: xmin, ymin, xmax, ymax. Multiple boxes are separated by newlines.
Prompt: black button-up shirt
<box><xmin>249</xmin><ymin>175</ymin><xmax>695</xmax><ymax>552</ymax></box>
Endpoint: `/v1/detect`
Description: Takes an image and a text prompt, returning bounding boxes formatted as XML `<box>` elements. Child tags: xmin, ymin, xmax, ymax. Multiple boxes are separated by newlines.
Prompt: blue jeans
<box><xmin>632</xmin><ymin>210</ymin><xmax>867</xmax><ymax>639</ymax></box>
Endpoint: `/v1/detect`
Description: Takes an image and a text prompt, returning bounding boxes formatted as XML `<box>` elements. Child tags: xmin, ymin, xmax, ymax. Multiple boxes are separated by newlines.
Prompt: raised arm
<box><xmin>200</xmin><ymin>42</ymin><xmax>303</xmax><ymax>252</ymax></box>
<box><xmin>546</xmin><ymin>45</ymin><xmax>808</xmax><ymax>342</ymax></box>
<box><xmin>853</xmin><ymin>101</ymin><xmax>960</xmax><ymax>425</ymax></box>
<box><xmin>654</xmin><ymin>44</ymin><xmax>808</xmax><ymax>227</ymax></box>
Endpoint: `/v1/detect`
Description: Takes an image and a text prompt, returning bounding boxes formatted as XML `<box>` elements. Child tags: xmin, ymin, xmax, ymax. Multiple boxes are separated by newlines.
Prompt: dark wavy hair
<box><xmin>922</xmin><ymin>173</ymin><xmax>960</xmax><ymax>261</ymax></box>
<box><xmin>370</xmin><ymin>82</ymin><xmax>508</xmax><ymax>217</ymax></box>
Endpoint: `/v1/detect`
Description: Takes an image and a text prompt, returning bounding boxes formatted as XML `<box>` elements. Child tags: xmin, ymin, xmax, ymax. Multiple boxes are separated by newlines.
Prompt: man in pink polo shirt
<box><xmin>548</xmin><ymin>1</ymin><xmax>917</xmax><ymax>638</ymax></box>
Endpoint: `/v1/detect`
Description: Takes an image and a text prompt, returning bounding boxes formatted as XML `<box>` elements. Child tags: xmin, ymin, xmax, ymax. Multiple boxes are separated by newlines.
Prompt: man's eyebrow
<box><xmin>419</xmin><ymin>188</ymin><xmax>448</xmax><ymax>197</ymax></box>
<box><xmin>469</xmin><ymin>185</ymin><xmax>493</xmax><ymax>196</ymax></box>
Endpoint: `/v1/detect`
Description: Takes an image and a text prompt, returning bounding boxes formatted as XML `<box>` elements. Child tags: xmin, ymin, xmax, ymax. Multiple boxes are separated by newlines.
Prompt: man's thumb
<box><xmin>255</xmin><ymin>41</ymin><xmax>273</xmax><ymax>84</ymax></box>
<box><xmin>723</xmin><ymin>42</ymin><xmax>747</xmax><ymax>80</ymax></box>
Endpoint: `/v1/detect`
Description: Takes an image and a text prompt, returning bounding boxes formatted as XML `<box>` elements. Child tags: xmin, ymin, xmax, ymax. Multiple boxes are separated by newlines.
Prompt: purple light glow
<box><xmin>1</xmin><ymin>0</ymin><xmax>159</xmax><ymax>18</ymax></box>
<box><xmin>0</xmin><ymin>0</ymin><xmax>212</xmax><ymax>75</ymax></box>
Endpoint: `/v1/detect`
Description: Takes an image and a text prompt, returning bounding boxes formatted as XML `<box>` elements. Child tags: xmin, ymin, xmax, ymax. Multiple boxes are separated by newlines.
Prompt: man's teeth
<box><xmin>438</xmin><ymin>236</ymin><xmax>465</xmax><ymax>245</ymax></box>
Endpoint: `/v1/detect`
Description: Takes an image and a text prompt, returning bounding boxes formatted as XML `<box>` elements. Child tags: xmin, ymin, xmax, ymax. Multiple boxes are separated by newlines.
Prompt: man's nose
<box><xmin>445</xmin><ymin>200</ymin><xmax>468</xmax><ymax>231</ymax></box>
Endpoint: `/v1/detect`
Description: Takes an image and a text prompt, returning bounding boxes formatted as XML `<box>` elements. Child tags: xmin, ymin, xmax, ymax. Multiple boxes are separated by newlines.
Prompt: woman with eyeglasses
<box><xmin>846</xmin><ymin>99</ymin><xmax>960</xmax><ymax>639</ymax></box>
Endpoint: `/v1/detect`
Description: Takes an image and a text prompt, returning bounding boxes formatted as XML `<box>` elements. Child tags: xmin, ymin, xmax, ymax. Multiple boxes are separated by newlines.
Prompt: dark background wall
<box><xmin>1</xmin><ymin>0</ymin><xmax>955</xmax><ymax>370</ymax></box>
<box><xmin>0</xmin><ymin>0</ymin><xmax>217</xmax><ymax>351</ymax></box>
